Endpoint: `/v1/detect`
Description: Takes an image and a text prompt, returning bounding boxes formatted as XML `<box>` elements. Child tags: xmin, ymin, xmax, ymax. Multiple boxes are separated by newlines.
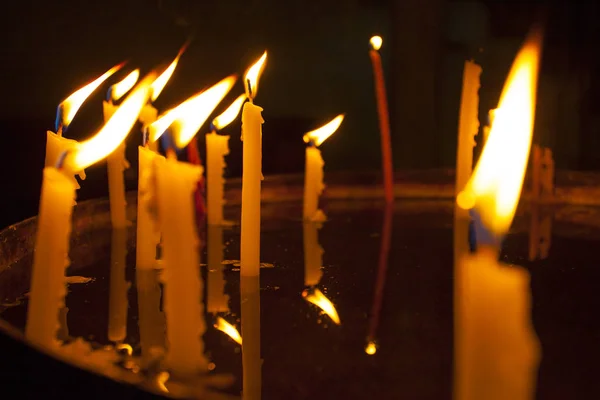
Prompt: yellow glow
<box><xmin>115</xmin><ymin>343</ymin><xmax>133</xmax><ymax>356</ymax></box>
<box><xmin>150</xmin><ymin>75</ymin><xmax>236</xmax><ymax>147</ymax></box>
<box><xmin>457</xmin><ymin>32</ymin><xmax>542</xmax><ymax>235</ymax></box>
<box><xmin>214</xmin><ymin>317</ymin><xmax>242</xmax><ymax>345</ymax></box>
<box><xmin>303</xmin><ymin>114</ymin><xmax>345</xmax><ymax>147</ymax></box>
<box><xmin>370</xmin><ymin>36</ymin><xmax>383</xmax><ymax>51</ymax></box>
<box><xmin>303</xmin><ymin>288</ymin><xmax>341</xmax><ymax>325</ymax></box>
<box><xmin>212</xmin><ymin>94</ymin><xmax>247</xmax><ymax>131</ymax></box>
<box><xmin>365</xmin><ymin>341</ymin><xmax>377</xmax><ymax>355</ymax></box>
<box><xmin>156</xmin><ymin>371</ymin><xmax>169</xmax><ymax>393</ymax></box>
<box><xmin>150</xmin><ymin>44</ymin><xmax>187</xmax><ymax>102</ymax></box>
<box><xmin>60</xmin><ymin>63</ymin><xmax>123</xmax><ymax>128</ymax></box>
<box><xmin>68</xmin><ymin>73</ymin><xmax>157</xmax><ymax>170</ymax></box>
<box><xmin>243</xmin><ymin>51</ymin><xmax>267</xmax><ymax>99</ymax></box>
<box><xmin>110</xmin><ymin>70</ymin><xmax>140</xmax><ymax>101</ymax></box>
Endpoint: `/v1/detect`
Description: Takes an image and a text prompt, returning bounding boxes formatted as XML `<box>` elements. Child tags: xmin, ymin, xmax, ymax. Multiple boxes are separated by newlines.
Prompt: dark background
<box><xmin>1</xmin><ymin>0</ymin><xmax>598</xmax><ymax>228</ymax></box>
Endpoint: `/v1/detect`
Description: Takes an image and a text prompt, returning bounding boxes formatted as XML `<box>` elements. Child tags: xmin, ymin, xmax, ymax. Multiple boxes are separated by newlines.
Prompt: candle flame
<box><xmin>149</xmin><ymin>75</ymin><xmax>237</xmax><ymax>147</ymax></box>
<box><xmin>214</xmin><ymin>317</ymin><xmax>242</xmax><ymax>345</ymax></box>
<box><xmin>457</xmin><ymin>31</ymin><xmax>542</xmax><ymax>236</ymax></box>
<box><xmin>212</xmin><ymin>94</ymin><xmax>247</xmax><ymax>131</ymax></box>
<box><xmin>59</xmin><ymin>63</ymin><xmax>123</xmax><ymax>129</ymax></box>
<box><xmin>150</xmin><ymin>44</ymin><xmax>187</xmax><ymax>102</ymax></box>
<box><xmin>244</xmin><ymin>51</ymin><xmax>267</xmax><ymax>99</ymax></box>
<box><xmin>68</xmin><ymin>72</ymin><xmax>157</xmax><ymax>170</ymax></box>
<box><xmin>302</xmin><ymin>288</ymin><xmax>341</xmax><ymax>325</ymax></box>
<box><xmin>365</xmin><ymin>341</ymin><xmax>377</xmax><ymax>355</ymax></box>
<box><xmin>303</xmin><ymin>114</ymin><xmax>345</xmax><ymax>147</ymax></box>
<box><xmin>370</xmin><ymin>36</ymin><xmax>383</xmax><ymax>51</ymax></box>
<box><xmin>110</xmin><ymin>70</ymin><xmax>140</xmax><ymax>101</ymax></box>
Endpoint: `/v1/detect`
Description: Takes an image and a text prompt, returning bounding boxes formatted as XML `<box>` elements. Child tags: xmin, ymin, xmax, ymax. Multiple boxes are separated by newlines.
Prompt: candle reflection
<box><xmin>207</xmin><ymin>225</ymin><xmax>230</xmax><ymax>314</ymax></box>
<box><xmin>136</xmin><ymin>267</ymin><xmax>165</xmax><ymax>358</ymax></box>
<box><xmin>365</xmin><ymin>202</ymin><xmax>393</xmax><ymax>353</ymax></box>
<box><xmin>528</xmin><ymin>204</ymin><xmax>552</xmax><ymax>261</ymax></box>
<box><xmin>108</xmin><ymin>227</ymin><xmax>129</xmax><ymax>343</ymax></box>
<box><xmin>303</xmin><ymin>221</ymin><xmax>324</xmax><ymax>287</ymax></box>
<box><xmin>241</xmin><ymin>276</ymin><xmax>261</xmax><ymax>400</ymax></box>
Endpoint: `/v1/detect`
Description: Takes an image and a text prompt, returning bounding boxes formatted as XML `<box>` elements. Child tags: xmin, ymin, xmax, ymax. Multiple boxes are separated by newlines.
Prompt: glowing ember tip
<box><xmin>67</xmin><ymin>72</ymin><xmax>157</xmax><ymax>171</ymax></box>
<box><xmin>457</xmin><ymin>30</ymin><xmax>542</xmax><ymax>236</ymax></box>
<box><xmin>370</xmin><ymin>36</ymin><xmax>383</xmax><ymax>51</ymax></box>
<box><xmin>365</xmin><ymin>341</ymin><xmax>377</xmax><ymax>355</ymax></box>
<box><xmin>59</xmin><ymin>63</ymin><xmax>123</xmax><ymax>129</ymax></box>
<box><xmin>303</xmin><ymin>288</ymin><xmax>341</xmax><ymax>325</ymax></box>
<box><xmin>244</xmin><ymin>51</ymin><xmax>267</xmax><ymax>99</ymax></box>
<box><xmin>110</xmin><ymin>70</ymin><xmax>140</xmax><ymax>102</ymax></box>
<box><xmin>303</xmin><ymin>114</ymin><xmax>345</xmax><ymax>147</ymax></box>
<box><xmin>214</xmin><ymin>317</ymin><xmax>243</xmax><ymax>345</ymax></box>
<box><xmin>212</xmin><ymin>94</ymin><xmax>247</xmax><ymax>131</ymax></box>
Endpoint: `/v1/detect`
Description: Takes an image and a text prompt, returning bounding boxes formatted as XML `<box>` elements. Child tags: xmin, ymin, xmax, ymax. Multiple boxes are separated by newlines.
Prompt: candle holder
<box><xmin>1</xmin><ymin>170</ymin><xmax>600</xmax><ymax>398</ymax></box>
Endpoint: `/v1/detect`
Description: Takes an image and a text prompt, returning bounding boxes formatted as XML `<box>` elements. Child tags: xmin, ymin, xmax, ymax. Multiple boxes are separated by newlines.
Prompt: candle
<box><xmin>302</xmin><ymin>114</ymin><xmax>344</xmax><ymax>221</ymax></box>
<box><xmin>45</xmin><ymin>132</ymin><xmax>85</xmax><ymax>188</ymax></box>
<box><xmin>207</xmin><ymin>225</ymin><xmax>229</xmax><ymax>313</ymax></box>
<box><xmin>108</xmin><ymin>227</ymin><xmax>129</xmax><ymax>343</ymax></box>
<box><xmin>303</xmin><ymin>221</ymin><xmax>323</xmax><ymax>287</ymax></box>
<box><xmin>103</xmin><ymin>69</ymin><xmax>140</xmax><ymax>229</ymax></box>
<box><xmin>241</xmin><ymin>52</ymin><xmax>267</xmax><ymax>277</ymax></box>
<box><xmin>241</xmin><ymin>276</ymin><xmax>261</xmax><ymax>400</ymax></box>
<box><xmin>368</xmin><ymin>36</ymin><xmax>394</xmax><ymax>204</ymax></box>
<box><xmin>155</xmin><ymin>155</ymin><xmax>207</xmax><ymax>376</ymax></box>
<box><xmin>455</xmin><ymin>30</ymin><xmax>542</xmax><ymax>400</ymax></box>
<box><xmin>136</xmin><ymin>146</ymin><xmax>162</xmax><ymax>271</ymax></box>
<box><xmin>26</xmin><ymin>72</ymin><xmax>156</xmax><ymax>349</ymax></box>
<box><xmin>206</xmin><ymin>94</ymin><xmax>246</xmax><ymax>226</ymax></box>
<box><xmin>136</xmin><ymin>267</ymin><xmax>165</xmax><ymax>358</ymax></box>
<box><xmin>455</xmin><ymin>60</ymin><xmax>482</xmax><ymax>197</ymax></box>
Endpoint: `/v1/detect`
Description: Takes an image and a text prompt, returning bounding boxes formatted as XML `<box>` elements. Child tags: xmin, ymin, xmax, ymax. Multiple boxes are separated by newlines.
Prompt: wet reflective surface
<box><xmin>1</xmin><ymin>198</ymin><xmax>600</xmax><ymax>398</ymax></box>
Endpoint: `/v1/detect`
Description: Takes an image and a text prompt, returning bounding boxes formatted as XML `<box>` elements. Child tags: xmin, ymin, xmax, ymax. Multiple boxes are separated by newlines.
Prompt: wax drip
<box><xmin>246</xmin><ymin>79</ymin><xmax>253</xmax><ymax>100</ymax></box>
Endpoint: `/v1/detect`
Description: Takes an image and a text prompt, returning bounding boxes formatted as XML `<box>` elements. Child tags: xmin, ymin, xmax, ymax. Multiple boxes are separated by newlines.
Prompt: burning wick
<box><xmin>365</xmin><ymin>341</ymin><xmax>378</xmax><ymax>356</ymax></box>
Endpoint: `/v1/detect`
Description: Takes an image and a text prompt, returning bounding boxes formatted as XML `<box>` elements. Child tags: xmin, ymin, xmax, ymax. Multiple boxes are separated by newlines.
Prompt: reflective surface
<box><xmin>1</xmin><ymin>197</ymin><xmax>600</xmax><ymax>398</ymax></box>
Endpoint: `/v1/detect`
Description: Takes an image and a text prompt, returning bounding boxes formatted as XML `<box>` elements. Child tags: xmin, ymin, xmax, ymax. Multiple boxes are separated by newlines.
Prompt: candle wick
<box><xmin>55</xmin><ymin>104</ymin><xmax>64</xmax><ymax>136</ymax></box>
<box><xmin>246</xmin><ymin>79</ymin><xmax>253</xmax><ymax>101</ymax></box>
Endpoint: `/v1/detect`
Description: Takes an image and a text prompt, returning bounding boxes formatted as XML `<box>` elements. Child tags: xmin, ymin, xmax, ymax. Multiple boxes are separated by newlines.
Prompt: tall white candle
<box><xmin>303</xmin><ymin>221</ymin><xmax>323</xmax><ymax>287</ymax></box>
<box><xmin>241</xmin><ymin>52</ymin><xmax>267</xmax><ymax>277</ymax></box>
<box><xmin>207</xmin><ymin>225</ymin><xmax>229</xmax><ymax>313</ymax></box>
<box><xmin>136</xmin><ymin>146</ymin><xmax>162</xmax><ymax>271</ymax></box>
<box><xmin>108</xmin><ymin>227</ymin><xmax>129</xmax><ymax>343</ymax></box>
<box><xmin>104</xmin><ymin>101</ymin><xmax>129</xmax><ymax>228</ymax></box>
<box><xmin>155</xmin><ymin>156</ymin><xmax>207</xmax><ymax>377</ymax></box>
<box><xmin>241</xmin><ymin>276</ymin><xmax>261</xmax><ymax>400</ymax></box>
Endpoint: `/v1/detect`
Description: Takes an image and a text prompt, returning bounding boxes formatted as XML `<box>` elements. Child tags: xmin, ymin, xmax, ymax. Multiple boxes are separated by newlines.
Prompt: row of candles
<box><xmin>21</xmin><ymin>26</ymin><xmax>546</xmax><ymax>398</ymax></box>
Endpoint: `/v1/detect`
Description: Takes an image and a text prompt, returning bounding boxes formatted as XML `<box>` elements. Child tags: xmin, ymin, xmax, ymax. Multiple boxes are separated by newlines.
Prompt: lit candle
<box><xmin>150</xmin><ymin>75</ymin><xmax>236</xmax><ymax>377</ymax></box>
<box><xmin>368</xmin><ymin>36</ymin><xmax>394</xmax><ymax>204</ymax></box>
<box><xmin>103</xmin><ymin>69</ymin><xmax>140</xmax><ymax>228</ymax></box>
<box><xmin>303</xmin><ymin>221</ymin><xmax>323</xmax><ymax>287</ymax></box>
<box><xmin>241</xmin><ymin>52</ymin><xmax>267</xmax><ymax>277</ymax></box>
<box><xmin>455</xmin><ymin>30</ymin><xmax>542</xmax><ymax>400</ymax></box>
<box><xmin>241</xmin><ymin>276</ymin><xmax>261</xmax><ymax>400</ymax></box>
<box><xmin>206</xmin><ymin>94</ymin><xmax>246</xmax><ymax>226</ymax></box>
<box><xmin>207</xmin><ymin>225</ymin><xmax>229</xmax><ymax>313</ymax></box>
<box><xmin>26</xmin><ymin>73</ymin><xmax>156</xmax><ymax>349</ymax></box>
<box><xmin>302</xmin><ymin>114</ymin><xmax>344</xmax><ymax>221</ymax></box>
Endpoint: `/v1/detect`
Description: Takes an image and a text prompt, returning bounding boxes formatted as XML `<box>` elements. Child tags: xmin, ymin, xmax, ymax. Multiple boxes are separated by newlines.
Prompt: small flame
<box><xmin>457</xmin><ymin>31</ymin><xmax>542</xmax><ymax>236</ymax></box>
<box><xmin>365</xmin><ymin>341</ymin><xmax>377</xmax><ymax>355</ymax></box>
<box><xmin>67</xmin><ymin>72</ymin><xmax>157</xmax><ymax>170</ymax></box>
<box><xmin>59</xmin><ymin>63</ymin><xmax>123</xmax><ymax>129</ymax></box>
<box><xmin>212</xmin><ymin>94</ymin><xmax>247</xmax><ymax>131</ymax></box>
<box><xmin>116</xmin><ymin>343</ymin><xmax>133</xmax><ymax>356</ymax></box>
<box><xmin>149</xmin><ymin>75</ymin><xmax>237</xmax><ymax>147</ymax></box>
<box><xmin>244</xmin><ymin>51</ymin><xmax>267</xmax><ymax>99</ymax></box>
<box><xmin>156</xmin><ymin>371</ymin><xmax>169</xmax><ymax>393</ymax></box>
<box><xmin>303</xmin><ymin>114</ymin><xmax>345</xmax><ymax>147</ymax></box>
<box><xmin>150</xmin><ymin>44</ymin><xmax>188</xmax><ymax>102</ymax></box>
<box><xmin>110</xmin><ymin>70</ymin><xmax>140</xmax><ymax>101</ymax></box>
<box><xmin>214</xmin><ymin>317</ymin><xmax>242</xmax><ymax>345</ymax></box>
<box><xmin>302</xmin><ymin>288</ymin><xmax>341</xmax><ymax>325</ymax></box>
<box><xmin>370</xmin><ymin>36</ymin><xmax>383</xmax><ymax>51</ymax></box>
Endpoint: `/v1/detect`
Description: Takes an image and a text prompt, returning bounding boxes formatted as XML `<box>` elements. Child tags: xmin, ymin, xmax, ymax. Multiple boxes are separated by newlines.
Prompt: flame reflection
<box><xmin>302</xmin><ymin>288</ymin><xmax>341</xmax><ymax>325</ymax></box>
<box><xmin>214</xmin><ymin>317</ymin><xmax>242</xmax><ymax>345</ymax></box>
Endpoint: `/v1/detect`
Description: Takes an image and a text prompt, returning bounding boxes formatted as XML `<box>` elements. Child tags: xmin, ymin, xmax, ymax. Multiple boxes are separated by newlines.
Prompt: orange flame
<box><xmin>365</xmin><ymin>341</ymin><xmax>377</xmax><ymax>355</ymax></box>
<box><xmin>150</xmin><ymin>44</ymin><xmax>187</xmax><ymax>102</ymax></box>
<box><xmin>244</xmin><ymin>51</ymin><xmax>267</xmax><ymax>99</ymax></box>
<box><xmin>67</xmin><ymin>72</ymin><xmax>157</xmax><ymax>171</ymax></box>
<box><xmin>302</xmin><ymin>288</ymin><xmax>341</xmax><ymax>325</ymax></box>
<box><xmin>370</xmin><ymin>36</ymin><xmax>383</xmax><ymax>51</ymax></box>
<box><xmin>149</xmin><ymin>75</ymin><xmax>237</xmax><ymax>147</ymax></box>
<box><xmin>303</xmin><ymin>114</ymin><xmax>345</xmax><ymax>147</ymax></box>
<box><xmin>59</xmin><ymin>63</ymin><xmax>123</xmax><ymax>129</ymax></box>
<box><xmin>214</xmin><ymin>317</ymin><xmax>242</xmax><ymax>345</ymax></box>
<box><xmin>110</xmin><ymin>70</ymin><xmax>140</xmax><ymax>101</ymax></box>
<box><xmin>457</xmin><ymin>31</ymin><xmax>542</xmax><ymax>236</ymax></box>
<box><xmin>212</xmin><ymin>94</ymin><xmax>246</xmax><ymax>131</ymax></box>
